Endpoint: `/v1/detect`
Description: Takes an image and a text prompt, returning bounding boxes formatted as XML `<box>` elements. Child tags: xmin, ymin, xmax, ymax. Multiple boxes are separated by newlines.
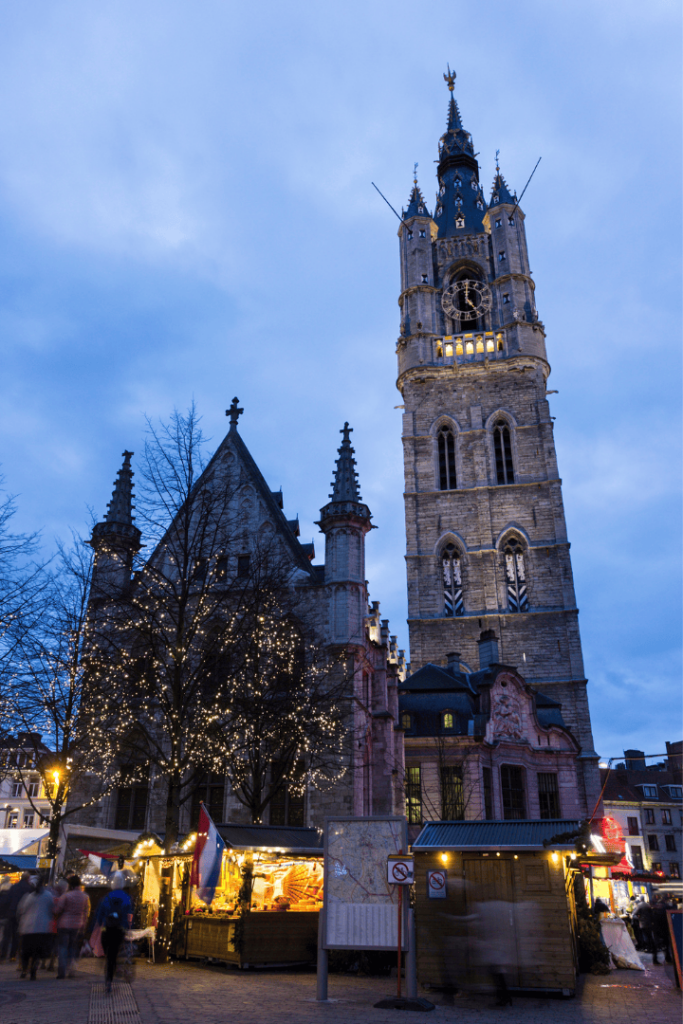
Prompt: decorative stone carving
<box><xmin>490</xmin><ymin>688</ymin><xmax>524</xmax><ymax>741</ymax></box>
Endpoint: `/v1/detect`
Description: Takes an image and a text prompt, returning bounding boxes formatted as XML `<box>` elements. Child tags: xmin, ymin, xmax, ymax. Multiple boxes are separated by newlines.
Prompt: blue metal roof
<box><xmin>412</xmin><ymin>819</ymin><xmax>581</xmax><ymax>851</ymax></box>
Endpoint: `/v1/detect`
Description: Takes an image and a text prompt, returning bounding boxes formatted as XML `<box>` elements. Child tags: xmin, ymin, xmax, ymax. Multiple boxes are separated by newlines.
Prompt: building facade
<box><xmin>0</xmin><ymin>732</ymin><xmax>53</xmax><ymax>830</ymax></box>
<box><xmin>601</xmin><ymin>744</ymin><xmax>682</xmax><ymax>880</ymax></box>
<box><xmin>395</xmin><ymin>71</ymin><xmax>599</xmax><ymax>815</ymax></box>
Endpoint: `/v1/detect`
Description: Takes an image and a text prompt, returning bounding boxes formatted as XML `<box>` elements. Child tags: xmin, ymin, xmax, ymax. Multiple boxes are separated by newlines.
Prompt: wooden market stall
<box><xmin>411</xmin><ymin>819</ymin><xmax>583</xmax><ymax>995</ymax></box>
<box><xmin>136</xmin><ymin>824</ymin><xmax>324</xmax><ymax>968</ymax></box>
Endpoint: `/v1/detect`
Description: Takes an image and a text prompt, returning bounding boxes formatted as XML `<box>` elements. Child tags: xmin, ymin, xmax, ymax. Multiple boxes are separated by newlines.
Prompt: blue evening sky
<box><xmin>1</xmin><ymin>1</ymin><xmax>680</xmax><ymax>763</ymax></box>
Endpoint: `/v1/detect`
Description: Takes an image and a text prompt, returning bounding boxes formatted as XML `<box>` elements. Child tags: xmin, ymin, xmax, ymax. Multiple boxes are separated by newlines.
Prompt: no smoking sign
<box><xmin>427</xmin><ymin>869</ymin><xmax>447</xmax><ymax>898</ymax></box>
<box><xmin>387</xmin><ymin>856</ymin><xmax>414</xmax><ymax>885</ymax></box>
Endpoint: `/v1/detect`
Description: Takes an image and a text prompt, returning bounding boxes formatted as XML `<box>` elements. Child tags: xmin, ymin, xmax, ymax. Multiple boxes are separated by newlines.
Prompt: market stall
<box><xmin>134</xmin><ymin>824</ymin><xmax>324</xmax><ymax>968</ymax></box>
<box><xmin>411</xmin><ymin>819</ymin><xmax>583</xmax><ymax>995</ymax></box>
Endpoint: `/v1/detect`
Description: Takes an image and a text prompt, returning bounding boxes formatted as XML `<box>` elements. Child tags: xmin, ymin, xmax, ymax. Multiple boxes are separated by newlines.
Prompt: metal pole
<box><xmin>316</xmin><ymin>906</ymin><xmax>328</xmax><ymax>1001</ymax></box>
<box><xmin>407</xmin><ymin>908</ymin><xmax>417</xmax><ymax>999</ymax></box>
<box><xmin>397</xmin><ymin>884</ymin><xmax>402</xmax><ymax>999</ymax></box>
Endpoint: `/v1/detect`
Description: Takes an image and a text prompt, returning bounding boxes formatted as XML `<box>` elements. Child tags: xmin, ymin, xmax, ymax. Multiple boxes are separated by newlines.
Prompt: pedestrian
<box><xmin>652</xmin><ymin>896</ymin><xmax>673</xmax><ymax>964</ymax></box>
<box><xmin>0</xmin><ymin>878</ymin><xmax>11</xmax><ymax>953</ymax></box>
<box><xmin>16</xmin><ymin>875</ymin><xmax>55</xmax><ymax>980</ymax></box>
<box><xmin>0</xmin><ymin>871</ymin><xmax>33</xmax><ymax>962</ymax></box>
<box><xmin>95</xmin><ymin>873</ymin><xmax>132</xmax><ymax>994</ymax></box>
<box><xmin>632</xmin><ymin>898</ymin><xmax>658</xmax><ymax>963</ymax></box>
<box><xmin>55</xmin><ymin>875</ymin><xmax>90</xmax><ymax>979</ymax></box>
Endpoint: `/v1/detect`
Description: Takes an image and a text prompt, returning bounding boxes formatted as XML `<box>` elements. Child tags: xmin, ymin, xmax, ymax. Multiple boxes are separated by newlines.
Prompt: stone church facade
<box><xmin>71</xmin><ymin>417</ymin><xmax>406</xmax><ymax>837</ymax></box>
<box><xmin>396</xmin><ymin>71</ymin><xmax>600</xmax><ymax>819</ymax></box>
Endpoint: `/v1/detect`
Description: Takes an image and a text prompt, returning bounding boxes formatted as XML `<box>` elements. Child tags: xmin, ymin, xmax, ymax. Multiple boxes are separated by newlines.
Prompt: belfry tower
<box><xmin>397</xmin><ymin>70</ymin><xmax>599</xmax><ymax>808</ymax></box>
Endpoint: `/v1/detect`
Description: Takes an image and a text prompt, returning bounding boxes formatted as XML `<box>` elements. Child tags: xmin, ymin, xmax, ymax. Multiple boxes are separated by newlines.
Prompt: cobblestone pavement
<box><xmin>0</xmin><ymin>953</ymin><xmax>679</xmax><ymax>1024</ymax></box>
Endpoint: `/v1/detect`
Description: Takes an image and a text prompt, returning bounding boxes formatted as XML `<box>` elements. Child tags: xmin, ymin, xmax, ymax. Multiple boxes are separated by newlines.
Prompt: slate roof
<box><xmin>489</xmin><ymin>168</ymin><xmax>516</xmax><ymax>207</ymax></box>
<box><xmin>412</xmin><ymin>819</ymin><xmax>581</xmax><ymax>851</ymax></box>
<box><xmin>398</xmin><ymin>662</ymin><xmax>567</xmax><ymax>737</ymax></box>
<box><xmin>404</xmin><ymin>182</ymin><xmax>431</xmax><ymax>220</ymax></box>
<box><xmin>433</xmin><ymin>91</ymin><xmax>486</xmax><ymax>238</ymax></box>
<box><xmin>215</xmin><ymin>823</ymin><xmax>323</xmax><ymax>853</ymax></box>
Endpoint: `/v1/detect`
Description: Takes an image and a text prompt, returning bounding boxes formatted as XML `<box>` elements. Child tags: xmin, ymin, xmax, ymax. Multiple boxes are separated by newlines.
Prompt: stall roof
<box><xmin>412</xmin><ymin>819</ymin><xmax>581</xmax><ymax>851</ymax></box>
<box><xmin>0</xmin><ymin>829</ymin><xmax>48</xmax><ymax>857</ymax></box>
<box><xmin>215</xmin><ymin>823</ymin><xmax>323</xmax><ymax>853</ymax></box>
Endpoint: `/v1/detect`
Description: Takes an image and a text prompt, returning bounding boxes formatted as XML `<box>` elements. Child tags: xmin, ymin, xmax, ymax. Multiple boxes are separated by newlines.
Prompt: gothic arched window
<box><xmin>493</xmin><ymin>420</ymin><xmax>515</xmax><ymax>484</ymax></box>
<box><xmin>442</xmin><ymin>544</ymin><xmax>464</xmax><ymax>617</ymax></box>
<box><xmin>504</xmin><ymin>538</ymin><xmax>529</xmax><ymax>612</ymax></box>
<box><xmin>438</xmin><ymin>426</ymin><xmax>456</xmax><ymax>490</ymax></box>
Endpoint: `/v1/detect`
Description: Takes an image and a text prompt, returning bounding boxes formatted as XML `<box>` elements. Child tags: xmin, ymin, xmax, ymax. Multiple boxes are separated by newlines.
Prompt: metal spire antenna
<box><xmin>509</xmin><ymin>156</ymin><xmax>542</xmax><ymax>220</ymax></box>
<box><xmin>371</xmin><ymin>182</ymin><xmax>410</xmax><ymax>227</ymax></box>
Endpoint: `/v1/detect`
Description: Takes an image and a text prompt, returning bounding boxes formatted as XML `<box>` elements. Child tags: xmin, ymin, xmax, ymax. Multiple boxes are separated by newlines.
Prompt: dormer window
<box><xmin>442</xmin><ymin>711</ymin><xmax>454</xmax><ymax>730</ymax></box>
<box><xmin>455</xmin><ymin>195</ymin><xmax>463</xmax><ymax>206</ymax></box>
<box><xmin>476</xmin><ymin>201</ymin><xmax>483</xmax><ymax>210</ymax></box>
<box><xmin>419</xmin><ymin>229</ymin><xmax>426</xmax><ymax>238</ymax></box>
<box><xmin>642</xmin><ymin>785</ymin><xmax>658</xmax><ymax>798</ymax></box>
<box><xmin>454</xmin><ymin>178</ymin><xmax>462</xmax><ymax>188</ymax></box>
<box><xmin>493</xmin><ymin>195</ymin><xmax>500</xmax><ymax>204</ymax></box>
<box><xmin>471</xmin><ymin>180</ymin><xmax>479</xmax><ymax>190</ymax></box>
<box><xmin>418</xmin><ymin>206</ymin><xmax>424</xmax><ymax>213</ymax></box>
<box><xmin>495</xmin><ymin>219</ymin><xmax>502</xmax><ymax>229</ymax></box>
<box><xmin>439</xmin><ymin>186</ymin><xmax>446</xmax><ymax>196</ymax></box>
<box><xmin>455</xmin><ymin>215</ymin><xmax>465</xmax><ymax>229</ymax></box>
<box><xmin>401</xmin><ymin>712</ymin><xmax>412</xmax><ymax>730</ymax></box>
<box><xmin>436</xmin><ymin>206</ymin><xmax>443</xmax><ymax>217</ymax></box>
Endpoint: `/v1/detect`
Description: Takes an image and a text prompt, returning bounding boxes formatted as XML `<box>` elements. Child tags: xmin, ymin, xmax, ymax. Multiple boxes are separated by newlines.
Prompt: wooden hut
<box><xmin>412</xmin><ymin>819</ymin><xmax>581</xmax><ymax>995</ymax></box>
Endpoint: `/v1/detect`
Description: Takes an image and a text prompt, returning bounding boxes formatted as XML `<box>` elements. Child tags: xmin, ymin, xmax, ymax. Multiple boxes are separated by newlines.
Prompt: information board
<box><xmin>323</xmin><ymin>816</ymin><xmax>407</xmax><ymax>950</ymax></box>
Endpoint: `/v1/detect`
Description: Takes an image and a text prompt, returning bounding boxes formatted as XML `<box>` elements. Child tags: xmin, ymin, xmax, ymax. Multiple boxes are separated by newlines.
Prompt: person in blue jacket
<box><xmin>95</xmin><ymin>873</ymin><xmax>133</xmax><ymax>993</ymax></box>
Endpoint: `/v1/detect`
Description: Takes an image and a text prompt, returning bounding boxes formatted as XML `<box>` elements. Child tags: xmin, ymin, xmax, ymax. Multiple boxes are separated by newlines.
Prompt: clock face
<box><xmin>441</xmin><ymin>279</ymin><xmax>492</xmax><ymax>321</ymax></box>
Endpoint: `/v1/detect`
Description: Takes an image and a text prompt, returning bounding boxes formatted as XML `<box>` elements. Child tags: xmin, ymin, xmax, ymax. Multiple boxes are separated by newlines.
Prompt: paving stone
<box><xmin>0</xmin><ymin>956</ymin><xmax>680</xmax><ymax>1024</ymax></box>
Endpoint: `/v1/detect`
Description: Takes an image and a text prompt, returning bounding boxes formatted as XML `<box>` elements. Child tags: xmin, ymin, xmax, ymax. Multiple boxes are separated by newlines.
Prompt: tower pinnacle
<box><xmin>317</xmin><ymin>423</ymin><xmax>372</xmax><ymax>526</ymax></box>
<box><xmin>91</xmin><ymin>451</ymin><xmax>141</xmax><ymax>549</ymax></box>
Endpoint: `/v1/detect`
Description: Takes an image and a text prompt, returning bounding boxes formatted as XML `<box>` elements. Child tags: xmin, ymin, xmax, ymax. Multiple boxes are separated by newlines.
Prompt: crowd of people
<box><xmin>0</xmin><ymin>869</ymin><xmax>132</xmax><ymax>992</ymax></box>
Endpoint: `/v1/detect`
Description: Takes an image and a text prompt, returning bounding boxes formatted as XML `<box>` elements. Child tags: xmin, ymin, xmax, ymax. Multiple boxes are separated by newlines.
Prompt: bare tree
<box><xmin>5</xmin><ymin>536</ymin><xmax>130</xmax><ymax>866</ymax></box>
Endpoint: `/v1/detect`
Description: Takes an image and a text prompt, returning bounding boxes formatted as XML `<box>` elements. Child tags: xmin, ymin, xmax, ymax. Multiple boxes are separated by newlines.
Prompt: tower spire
<box><xmin>434</xmin><ymin>68</ymin><xmax>485</xmax><ymax>237</ymax></box>
<box><xmin>91</xmin><ymin>451</ymin><xmax>141</xmax><ymax>548</ymax></box>
<box><xmin>330</xmin><ymin>423</ymin><xmax>361</xmax><ymax>502</ymax></box>
<box><xmin>317</xmin><ymin>423</ymin><xmax>372</xmax><ymax>526</ymax></box>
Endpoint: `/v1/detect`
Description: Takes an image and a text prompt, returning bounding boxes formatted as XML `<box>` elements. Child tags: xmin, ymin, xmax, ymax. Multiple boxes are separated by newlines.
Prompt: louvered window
<box><xmin>442</xmin><ymin>544</ymin><xmax>464</xmax><ymax>617</ymax></box>
<box><xmin>493</xmin><ymin>420</ymin><xmax>514</xmax><ymax>484</ymax></box>
<box><xmin>504</xmin><ymin>539</ymin><xmax>529</xmax><ymax>612</ymax></box>
<box><xmin>437</xmin><ymin>426</ymin><xmax>456</xmax><ymax>490</ymax></box>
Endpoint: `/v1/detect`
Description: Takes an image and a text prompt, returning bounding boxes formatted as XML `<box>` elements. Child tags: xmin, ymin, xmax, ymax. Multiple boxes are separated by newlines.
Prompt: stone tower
<box><xmin>396</xmin><ymin>70</ymin><xmax>600</xmax><ymax>812</ymax></box>
<box><xmin>317</xmin><ymin>422</ymin><xmax>373</xmax><ymax>645</ymax></box>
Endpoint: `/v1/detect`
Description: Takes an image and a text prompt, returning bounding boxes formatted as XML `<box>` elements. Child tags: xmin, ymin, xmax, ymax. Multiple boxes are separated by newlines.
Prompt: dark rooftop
<box><xmin>412</xmin><ymin>819</ymin><xmax>581</xmax><ymax>851</ymax></box>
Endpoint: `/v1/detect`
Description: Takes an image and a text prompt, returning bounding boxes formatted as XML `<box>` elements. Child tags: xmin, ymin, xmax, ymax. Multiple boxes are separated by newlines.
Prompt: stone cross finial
<box><xmin>226</xmin><ymin>397</ymin><xmax>244</xmax><ymax>429</ymax></box>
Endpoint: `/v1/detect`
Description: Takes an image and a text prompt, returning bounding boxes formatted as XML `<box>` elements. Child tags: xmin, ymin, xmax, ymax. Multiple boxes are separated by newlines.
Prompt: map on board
<box><xmin>324</xmin><ymin>817</ymin><xmax>407</xmax><ymax>949</ymax></box>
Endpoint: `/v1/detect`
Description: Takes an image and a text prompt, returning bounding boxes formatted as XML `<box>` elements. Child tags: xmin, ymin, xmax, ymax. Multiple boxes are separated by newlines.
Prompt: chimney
<box><xmin>477</xmin><ymin>630</ymin><xmax>499</xmax><ymax>670</ymax></box>
<box><xmin>446</xmin><ymin>652</ymin><xmax>461</xmax><ymax>673</ymax></box>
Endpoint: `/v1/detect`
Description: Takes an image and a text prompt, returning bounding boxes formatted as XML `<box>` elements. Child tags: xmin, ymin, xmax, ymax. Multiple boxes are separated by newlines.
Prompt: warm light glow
<box><xmin>496</xmin><ymin>852</ymin><xmax>500</xmax><ymax>857</ymax></box>
<box><xmin>440</xmin><ymin>852</ymin><xmax>448</xmax><ymax>865</ymax></box>
<box><xmin>551</xmin><ymin>851</ymin><xmax>559</xmax><ymax>864</ymax></box>
<box><xmin>598</xmin><ymin>762</ymin><xmax>608</xmax><ymax>769</ymax></box>
<box><xmin>513</xmin><ymin>854</ymin><xmax>518</xmax><ymax>860</ymax></box>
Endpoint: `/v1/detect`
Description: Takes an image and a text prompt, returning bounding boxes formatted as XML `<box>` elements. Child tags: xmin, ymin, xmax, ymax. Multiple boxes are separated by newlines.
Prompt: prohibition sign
<box><xmin>387</xmin><ymin>857</ymin><xmax>414</xmax><ymax>884</ymax></box>
<box><xmin>392</xmin><ymin>861</ymin><xmax>409</xmax><ymax>882</ymax></box>
<box><xmin>430</xmin><ymin>870</ymin><xmax>446</xmax><ymax>891</ymax></box>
